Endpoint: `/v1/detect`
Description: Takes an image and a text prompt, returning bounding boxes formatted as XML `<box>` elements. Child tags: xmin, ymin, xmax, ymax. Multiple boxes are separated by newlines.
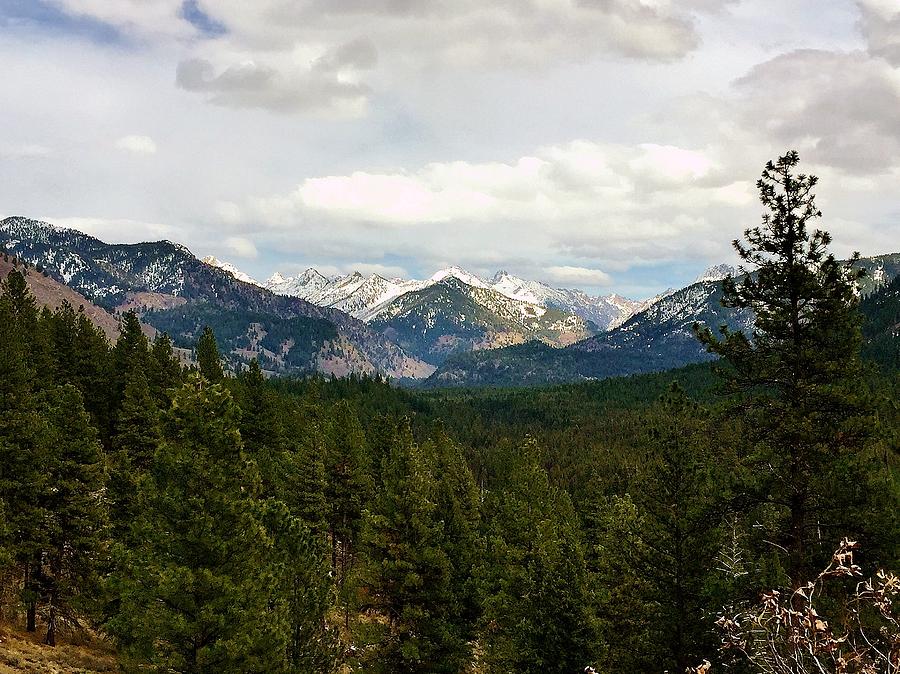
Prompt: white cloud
<box><xmin>544</xmin><ymin>265</ymin><xmax>613</xmax><ymax>286</ymax></box>
<box><xmin>115</xmin><ymin>135</ymin><xmax>157</xmax><ymax>154</ymax></box>
<box><xmin>3</xmin><ymin>0</ymin><xmax>898</xmax><ymax>297</ymax></box>
<box><xmin>856</xmin><ymin>0</ymin><xmax>900</xmax><ymax>64</ymax></box>
<box><xmin>729</xmin><ymin>49</ymin><xmax>900</xmax><ymax>174</ymax></box>
<box><xmin>47</xmin><ymin>0</ymin><xmax>193</xmax><ymax>40</ymax></box>
<box><xmin>42</xmin><ymin>0</ymin><xmax>737</xmax><ymax>116</ymax></box>
<box><xmin>250</xmin><ymin>141</ymin><xmax>730</xmax><ymax>232</ymax></box>
<box><xmin>47</xmin><ymin>216</ymin><xmax>179</xmax><ymax>244</ymax></box>
<box><xmin>215</xmin><ymin>201</ymin><xmax>243</xmax><ymax>226</ymax></box>
<box><xmin>225</xmin><ymin>236</ymin><xmax>258</xmax><ymax>258</ymax></box>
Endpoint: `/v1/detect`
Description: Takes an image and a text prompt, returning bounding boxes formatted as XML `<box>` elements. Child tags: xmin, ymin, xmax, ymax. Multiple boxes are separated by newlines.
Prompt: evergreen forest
<box><xmin>0</xmin><ymin>154</ymin><xmax>898</xmax><ymax>672</ymax></box>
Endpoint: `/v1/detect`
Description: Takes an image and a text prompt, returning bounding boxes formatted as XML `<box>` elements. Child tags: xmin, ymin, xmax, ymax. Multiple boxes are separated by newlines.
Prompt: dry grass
<box><xmin>0</xmin><ymin>623</ymin><xmax>118</xmax><ymax>674</ymax></box>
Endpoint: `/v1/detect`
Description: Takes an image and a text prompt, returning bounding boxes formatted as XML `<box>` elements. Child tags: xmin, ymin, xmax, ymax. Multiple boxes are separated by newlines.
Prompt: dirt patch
<box><xmin>0</xmin><ymin>623</ymin><xmax>118</xmax><ymax>674</ymax></box>
<box><xmin>0</xmin><ymin>256</ymin><xmax>121</xmax><ymax>340</ymax></box>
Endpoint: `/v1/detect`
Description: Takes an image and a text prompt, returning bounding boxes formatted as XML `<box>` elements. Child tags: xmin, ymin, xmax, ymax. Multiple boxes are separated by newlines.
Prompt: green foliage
<box><xmin>36</xmin><ymin>385</ymin><xmax>108</xmax><ymax>646</ymax></box>
<box><xmin>696</xmin><ymin>150</ymin><xmax>886</xmax><ymax>581</ymax></box>
<box><xmin>144</xmin><ymin>301</ymin><xmax>338</xmax><ymax>373</ymax></box>
<box><xmin>196</xmin><ymin>325</ymin><xmax>225</xmax><ymax>382</ymax></box>
<box><xmin>860</xmin><ymin>273</ymin><xmax>900</xmax><ymax>370</ymax></box>
<box><xmin>0</xmin><ymin>194</ymin><xmax>897</xmax><ymax>674</ymax></box>
<box><xmin>148</xmin><ymin>332</ymin><xmax>184</xmax><ymax>405</ymax></box>
<box><xmin>107</xmin><ymin>368</ymin><xmax>161</xmax><ymax>543</ymax></box>
<box><xmin>361</xmin><ymin>422</ymin><xmax>469</xmax><ymax>673</ymax></box>
<box><xmin>108</xmin><ymin>375</ymin><xmax>332</xmax><ymax>673</ymax></box>
<box><xmin>590</xmin><ymin>387</ymin><xmax>728</xmax><ymax>672</ymax></box>
<box><xmin>478</xmin><ymin>442</ymin><xmax>598</xmax><ymax>673</ymax></box>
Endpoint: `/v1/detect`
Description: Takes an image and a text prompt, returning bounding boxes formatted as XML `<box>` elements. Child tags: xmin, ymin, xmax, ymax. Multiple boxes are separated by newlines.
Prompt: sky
<box><xmin>0</xmin><ymin>0</ymin><xmax>898</xmax><ymax>299</ymax></box>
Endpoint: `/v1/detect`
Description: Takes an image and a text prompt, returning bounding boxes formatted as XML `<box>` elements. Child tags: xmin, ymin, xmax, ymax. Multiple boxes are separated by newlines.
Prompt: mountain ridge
<box><xmin>208</xmin><ymin>257</ymin><xmax>646</xmax><ymax>330</ymax></box>
<box><xmin>0</xmin><ymin>216</ymin><xmax>432</xmax><ymax>380</ymax></box>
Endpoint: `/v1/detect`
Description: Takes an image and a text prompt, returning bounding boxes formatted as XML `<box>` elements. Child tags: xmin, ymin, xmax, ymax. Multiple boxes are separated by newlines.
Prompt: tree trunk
<box><xmin>789</xmin><ymin>486</ymin><xmax>806</xmax><ymax>586</ymax></box>
<box><xmin>24</xmin><ymin>561</ymin><xmax>36</xmax><ymax>632</ymax></box>
<box><xmin>26</xmin><ymin>600</ymin><xmax>36</xmax><ymax>632</ymax></box>
<box><xmin>45</xmin><ymin>599</ymin><xmax>56</xmax><ymax>646</ymax></box>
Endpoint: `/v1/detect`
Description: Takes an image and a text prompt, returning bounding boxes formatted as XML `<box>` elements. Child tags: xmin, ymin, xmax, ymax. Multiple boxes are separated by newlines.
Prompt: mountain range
<box><xmin>2</xmin><ymin>216</ymin><xmax>897</xmax><ymax>386</ymax></box>
<box><xmin>206</xmin><ymin>257</ymin><xmax>646</xmax><ymax>330</ymax></box>
<box><xmin>0</xmin><ymin>216</ymin><xmax>431</xmax><ymax>379</ymax></box>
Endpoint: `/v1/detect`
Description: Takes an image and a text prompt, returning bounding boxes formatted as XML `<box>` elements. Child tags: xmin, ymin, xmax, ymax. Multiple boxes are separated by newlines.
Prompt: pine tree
<box><xmin>107</xmin><ymin>368</ymin><xmax>162</xmax><ymax>543</ymax></box>
<box><xmin>362</xmin><ymin>422</ymin><xmax>463</xmax><ymax>673</ymax></box>
<box><xmin>0</xmin><ymin>288</ymin><xmax>50</xmax><ymax>632</ymax></box>
<box><xmin>71</xmin><ymin>309</ymin><xmax>112</xmax><ymax>430</ymax></box>
<box><xmin>107</xmin><ymin>374</ymin><xmax>324</xmax><ymax>673</ymax></box>
<box><xmin>324</xmin><ymin>401</ymin><xmax>373</xmax><ymax>605</ymax></box>
<box><xmin>591</xmin><ymin>387</ymin><xmax>725</xmax><ymax>672</ymax></box>
<box><xmin>282</xmin><ymin>404</ymin><xmax>329</xmax><ymax>538</ymax></box>
<box><xmin>4</xmin><ymin>269</ymin><xmax>39</xmax><ymax>339</ymax></box>
<box><xmin>428</xmin><ymin>429</ymin><xmax>482</xmax><ymax>644</ymax></box>
<box><xmin>196</xmin><ymin>325</ymin><xmax>224</xmax><ymax>382</ymax></box>
<box><xmin>147</xmin><ymin>332</ymin><xmax>183</xmax><ymax>406</ymax></box>
<box><xmin>38</xmin><ymin>385</ymin><xmax>108</xmax><ymax>646</ymax></box>
<box><xmin>479</xmin><ymin>441</ymin><xmax>598</xmax><ymax>674</ymax></box>
<box><xmin>696</xmin><ymin>150</ymin><xmax>880</xmax><ymax>582</ymax></box>
<box><xmin>112</xmin><ymin>311</ymin><xmax>150</xmax><ymax>378</ymax></box>
<box><xmin>234</xmin><ymin>359</ymin><xmax>284</xmax><ymax>494</ymax></box>
<box><xmin>108</xmin><ymin>311</ymin><xmax>151</xmax><ymax>442</ymax></box>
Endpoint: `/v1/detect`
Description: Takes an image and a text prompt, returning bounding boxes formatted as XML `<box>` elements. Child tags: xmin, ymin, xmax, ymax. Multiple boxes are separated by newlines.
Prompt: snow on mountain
<box><xmin>201</xmin><ymin>256</ymin><xmax>259</xmax><ymax>285</ymax></box>
<box><xmin>308</xmin><ymin>272</ymin><xmax>421</xmax><ymax>318</ymax></box>
<box><xmin>489</xmin><ymin>271</ymin><xmax>642</xmax><ymax>330</ymax></box>
<box><xmin>265</xmin><ymin>268</ymin><xmax>330</xmax><ymax>299</ymax></box>
<box><xmin>1</xmin><ymin>215</ymin><xmax>192</xmax><ymax>301</ymax></box>
<box><xmin>694</xmin><ymin>263</ymin><xmax>738</xmax><ymax>284</ymax></box>
<box><xmin>429</xmin><ymin>265</ymin><xmax>490</xmax><ymax>289</ymax></box>
<box><xmin>212</xmin><ymin>259</ymin><xmax>645</xmax><ymax>331</ymax></box>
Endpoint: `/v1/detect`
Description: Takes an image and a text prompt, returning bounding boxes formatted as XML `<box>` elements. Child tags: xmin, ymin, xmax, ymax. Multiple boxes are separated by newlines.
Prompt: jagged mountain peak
<box><xmin>201</xmin><ymin>255</ymin><xmax>259</xmax><ymax>285</ymax></box>
<box><xmin>429</xmin><ymin>265</ymin><xmax>489</xmax><ymax>289</ymax></box>
<box><xmin>694</xmin><ymin>263</ymin><xmax>737</xmax><ymax>284</ymax></box>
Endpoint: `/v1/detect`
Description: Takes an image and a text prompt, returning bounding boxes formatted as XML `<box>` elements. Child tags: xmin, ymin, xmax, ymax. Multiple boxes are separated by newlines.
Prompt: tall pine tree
<box><xmin>479</xmin><ymin>441</ymin><xmax>598</xmax><ymax>674</ymax></box>
<box><xmin>696</xmin><ymin>150</ymin><xmax>882</xmax><ymax>582</ymax></box>
<box><xmin>362</xmin><ymin>422</ymin><xmax>464</xmax><ymax>673</ymax></box>
<box><xmin>196</xmin><ymin>325</ymin><xmax>224</xmax><ymax>382</ymax></box>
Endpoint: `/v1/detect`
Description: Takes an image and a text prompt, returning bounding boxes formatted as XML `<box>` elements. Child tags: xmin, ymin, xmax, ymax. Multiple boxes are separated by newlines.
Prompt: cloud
<box><xmin>252</xmin><ymin>141</ymin><xmax>731</xmax><ymax>229</ymax></box>
<box><xmin>43</xmin><ymin>0</ymin><xmax>736</xmax><ymax>115</ymax></box>
<box><xmin>857</xmin><ymin>0</ymin><xmax>900</xmax><ymax>64</ymax></box>
<box><xmin>115</xmin><ymin>134</ymin><xmax>157</xmax><ymax>154</ymax></box>
<box><xmin>731</xmin><ymin>49</ymin><xmax>900</xmax><ymax>174</ymax></box>
<box><xmin>235</xmin><ymin>139</ymin><xmax>750</xmax><ymax>278</ymax></box>
<box><xmin>225</xmin><ymin>235</ymin><xmax>258</xmax><ymax>258</ymax></box>
<box><xmin>175</xmin><ymin>51</ymin><xmax>372</xmax><ymax>116</ymax></box>
<box><xmin>544</xmin><ymin>265</ymin><xmax>613</xmax><ymax>286</ymax></box>
<box><xmin>47</xmin><ymin>216</ymin><xmax>179</xmax><ymax>243</ymax></box>
<box><xmin>5</xmin><ymin>0</ymin><xmax>897</xmax><ymax>297</ymax></box>
<box><xmin>46</xmin><ymin>0</ymin><xmax>193</xmax><ymax>41</ymax></box>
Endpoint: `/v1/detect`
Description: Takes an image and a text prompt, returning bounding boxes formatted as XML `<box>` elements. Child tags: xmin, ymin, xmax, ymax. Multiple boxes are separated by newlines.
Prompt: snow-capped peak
<box><xmin>694</xmin><ymin>263</ymin><xmax>737</xmax><ymax>284</ymax></box>
<box><xmin>430</xmin><ymin>266</ymin><xmax>489</xmax><ymax>289</ymax></box>
<box><xmin>265</xmin><ymin>267</ymin><xmax>329</xmax><ymax>299</ymax></box>
<box><xmin>201</xmin><ymin>255</ymin><xmax>259</xmax><ymax>285</ymax></box>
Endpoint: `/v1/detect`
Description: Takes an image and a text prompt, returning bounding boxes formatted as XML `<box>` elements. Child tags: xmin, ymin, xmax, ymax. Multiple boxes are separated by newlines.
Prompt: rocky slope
<box><xmin>248</xmin><ymin>261</ymin><xmax>642</xmax><ymax>329</ymax></box>
<box><xmin>0</xmin><ymin>217</ymin><xmax>431</xmax><ymax>379</ymax></box>
<box><xmin>369</xmin><ymin>276</ymin><xmax>597</xmax><ymax>365</ymax></box>
<box><xmin>0</xmin><ymin>251</ymin><xmax>123</xmax><ymax>340</ymax></box>
<box><xmin>425</xmin><ymin>254</ymin><xmax>900</xmax><ymax>388</ymax></box>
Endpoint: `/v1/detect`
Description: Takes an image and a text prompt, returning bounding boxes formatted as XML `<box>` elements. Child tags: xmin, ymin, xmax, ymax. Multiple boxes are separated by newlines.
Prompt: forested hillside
<box><xmin>0</xmin><ymin>217</ymin><xmax>432</xmax><ymax>380</ymax></box>
<box><xmin>1</xmin><ymin>154</ymin><xmax>898</xmax><ymax>673</ymax></box>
